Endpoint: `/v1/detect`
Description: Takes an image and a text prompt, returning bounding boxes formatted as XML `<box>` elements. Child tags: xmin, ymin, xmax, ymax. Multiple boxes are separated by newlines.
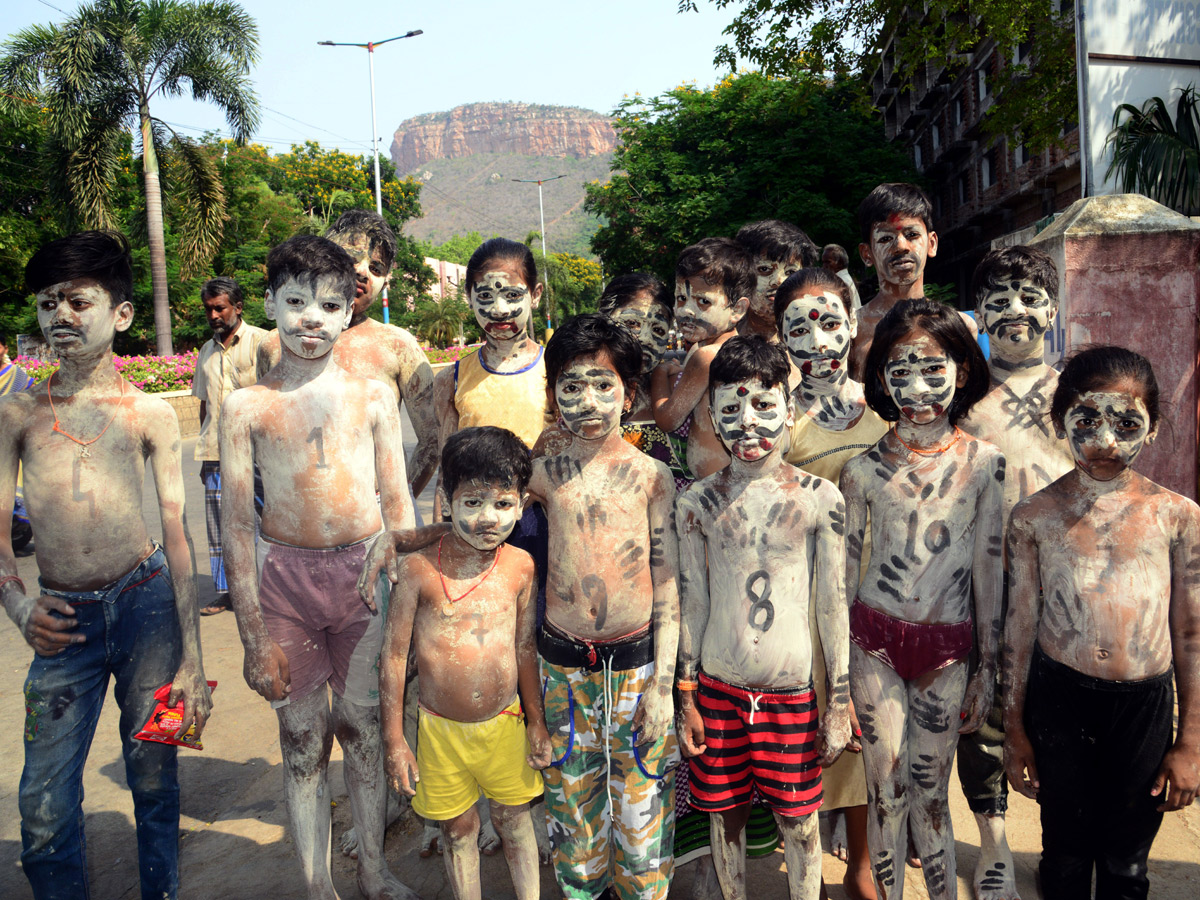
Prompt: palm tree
<box><xmin>1106</xmin><ymin>85</ymin><xmax>1200</xmax><ymax>217</ymax></box>
<box><xmin>416</xmin><ymin>291</ymin><xmax>469</xmax><ymax>348</ymax></box>
<box><xmin>0</xmin><ymin>0</ymin><xmax>260</xmax><ymax>355</ymax></box>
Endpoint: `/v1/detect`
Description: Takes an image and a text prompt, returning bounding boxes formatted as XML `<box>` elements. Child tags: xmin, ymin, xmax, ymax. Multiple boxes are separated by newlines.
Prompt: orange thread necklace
<box><xmin>48</xmin><ymin>374</ymin><xmax>127</xmax><ymax>458</ymax></box>
<box><xmin>438</xmin><ymin>535</ymin><xmax>502</xmax><ymax>613</ymax></box>
<box><xmin>892</xmin><ymin>425</ymin><xmax>962</xmax><ymax>456</ymax></box>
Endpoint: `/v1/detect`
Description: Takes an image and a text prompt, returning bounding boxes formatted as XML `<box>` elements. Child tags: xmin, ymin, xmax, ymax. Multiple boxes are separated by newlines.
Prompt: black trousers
<box><xmin>1026</xmin><ymin>645</ymin><xmax>1174</xmax><ymax>900</ymax></box>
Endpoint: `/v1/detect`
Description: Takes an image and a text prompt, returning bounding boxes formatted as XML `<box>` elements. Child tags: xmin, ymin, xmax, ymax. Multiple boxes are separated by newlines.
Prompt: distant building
<box><xmin>425</xmin><ymin>257</ymin><xmax>468</xmax><ymax>300</ymax></box>
<box><xmin>870</xmin><ymin>23</ymin><xmax>1081</xmax><ymax>306</ymax></box>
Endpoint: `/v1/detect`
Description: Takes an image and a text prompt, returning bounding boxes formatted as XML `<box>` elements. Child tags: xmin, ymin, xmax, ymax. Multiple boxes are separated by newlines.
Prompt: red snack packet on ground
<box><xmin>134</xmin><ymin>680</ymin><xmax>218</xmax><ymax>750</ymax></box>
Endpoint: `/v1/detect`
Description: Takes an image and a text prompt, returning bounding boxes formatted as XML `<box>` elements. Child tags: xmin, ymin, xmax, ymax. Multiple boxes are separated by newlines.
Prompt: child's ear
<box><xmin>519</xmin><ymin>491</ymin><xmax>531</xmax><ymax>514</ymax></box>
<box><xmin>1147</xmin><ymin>423</ymin><xmax>1159</xmax><ymax>446</ymax></box>
<box><xmin>858</xmin><ymin>243</ymin><xmax>873</xmax><ymax>268</ymax></box>
<box><xmin>926</xmin><ymin>230</ymin><xmax>939</xmax><ymax>259</ymax></box>
<box><xmin>531</xmin><ymin>281</ymin><xmax>543</xmax><ymax>309</ymax></box>
<box><xmin>623</xmin><ymin>380</ymin><xmax>635</xmax><ymax>413</ymax></box>
<box><xmin>264</xmin><ymin>289</ymin><xmax>277</xmax><ymax>321</ymax></box>
<box><xmin>113</xmin><ymin>300</ymin><xmax>135</xmax><ymax>333</ymax></box>
<box><xmin>955</xmin><ymin>361</ymin><xmax>969</xmax><ymax>389</ymax></box>
<box><xmin>730</xmin><ymin>295</ymin><xmax>749</xmax><ymax>324</ymax></box>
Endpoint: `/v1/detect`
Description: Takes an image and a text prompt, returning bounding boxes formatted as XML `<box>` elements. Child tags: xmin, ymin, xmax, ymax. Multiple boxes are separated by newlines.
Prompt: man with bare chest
<box><xmin>257</xmin><ymin>210</ymin><xmax>438</xmax><ymax>496</ymax></box>
<box><xmin>223</xmin><ymin>235</ymin><xmax>416</xmax><ymax>900</ymax></box>
<box><xmin>676</xmin><ymin>336</ymin><xmax>850</xmax><ymax>900</ymax></box>
<box><xmin>531</xmin><ymin>314</ymin><xmax>680</xmax><ymax>900</ymax></box>
<box><xmin>0</xmin><ymin>231</ymin><xmax>211</xmax><ymax>900</ymax></box>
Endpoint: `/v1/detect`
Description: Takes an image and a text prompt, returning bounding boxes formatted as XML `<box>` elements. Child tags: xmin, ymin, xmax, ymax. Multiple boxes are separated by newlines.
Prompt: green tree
<box><xmin>584</xmin><ymin>70</ymin><xmax>915</xmax><ymax>281</ymax></box>
<box><xmin>0</xmin><ymin>0</ymin><xmax>261</xmax><ymax>356</ymax></box>
<box><xmin>420</xmin><ymin>231</ymin><xmax>495</xmax><ymax>266</ymax></box>
<box><xmin>415</xmin><ymin>291</ymin><xmax>470</xmax><ymax>347</ymax></box>
<box><xmin>1106</xmin><ymin>85</ymin><xmax>1200</xmax><ymax>217</ymax></box>
<box><xmin>681</xmin><ymin>0</ymin><xmax>1076</xmax><ymax>153</ymax></box>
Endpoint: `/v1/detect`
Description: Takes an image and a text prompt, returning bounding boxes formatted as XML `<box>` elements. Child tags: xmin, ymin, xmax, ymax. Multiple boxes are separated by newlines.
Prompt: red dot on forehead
<box><xmin>808</xmin><ymin>309</ymin><xmax>820</xmax><ymax>320</ymax></box>
<box><xmin>736</xmin><ymin>386</ymin><xmax>748</xmax><ymax>396</ymax></box>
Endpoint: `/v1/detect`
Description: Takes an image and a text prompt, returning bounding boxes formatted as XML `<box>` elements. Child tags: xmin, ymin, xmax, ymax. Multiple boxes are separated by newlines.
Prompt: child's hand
<box><xmin>243</xmin><ymin>640</ymin><xmax>290</xmax><ymax>703</ymax></box>
<box><xmin>1152</xmin><ymin>744</ymin><xmax>1200</xmax><ymax>812</ymax></box>
<box><xmin>632</xmin><ymin>683</ymin><xmax>672</xmax><ymax>746</ymax></box>
<box><xmin>358</xmin><ymin>524</ymin><xmax>451</xmax><ymax>607</ymax></box>
<box><xmin>677</xmin><ymin>703</ymin><xmax>707</xmax><ymax>757</ymax></box>
<box><xmin>817</xmin><ymin>703</ymin><xmax>852</xmax><ymax>767</ymax></box>
<box><xmin>846</xmin><ymin>699</ymin><xmax>864</xmax><ymax>753</ymax></box>
<box><xmin>958</xmin><ymin>665</ymin><xmax>995</xmax><ymax>734</ymax></box>
<box><xmin>1003</xmin><ymin>725</ymin><xmax>1040</xmax><ymax>799</ymax></box>
<box><xmin>526</xmin><ymin>720</ymin><xmax>553</xmax><ymax>770</ymax></box>
<box><xmin>386</xmin><ymin>741</ymin><xmax>420</xmax><ymax>796</ymax></box>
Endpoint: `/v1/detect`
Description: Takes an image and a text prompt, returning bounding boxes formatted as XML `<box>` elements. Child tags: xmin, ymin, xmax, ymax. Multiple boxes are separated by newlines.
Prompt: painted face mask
<box><xmin>674</xmin><ymin>276</ymin><xmax>742</xmax><ymax>344</ymax></box>
<box><xmin>37</xmin><ymin>278</ymin><xmax>129</xmax><ymax>359</ymax></box>
<box><xmin>751</xmin><ymin>257</ymin><xmax>802</xmax><ymax>319</ymax></box>
<box><xmin>1061</xmin><ymin>389</ymin><xmax>1154</xmax><ymax>481</ymax></box>
<box><xmin>782</xmin><ymin>291</ymin><xmax>854</xmax><ymax>381</ymax></box>
<box><xmin>710</xmin><ymin>378</ymin><xmax>793</xmax><ymax>462</ymax></box>
<box><xmin>450</xmin><ymin>480</ymin><xmax>524</xmax><ymax>551</ymax></box>
<box><xmin>332</xmin><ymin>232</ymin><xmax>389</xmax><ymax>316</ymax></box>
<box><xmin>610</xmin><ymin>295</ymin><xmax>672</xmax><ymax>375</ymax></box>
<box><xmin>470</xmin><ymin>265</ymin><xmax>535</xmax><ymax>342</ymax></box>
<box><xmin>267</xmin><ymin>275</ymin><xmax>353</xmax><ymax>360</ymax></box>
<box><xmin>554</xmin><ymin>353</ymin><xmax>626</xmax><ymax>441</ymax></box>
<box><xmin>882</xmin><ymin>331</ymin><xmax>959</xmax><ymax>426</ymax></box>
<box><xmin>978</xmin><ymin>279</ymin><xmax>1055</xmax><ymax>350</ymax></box>
<box><xmin>865</xmin><ymin>215</ymin><xmax>937</xmax><ymax>289</ymax></box>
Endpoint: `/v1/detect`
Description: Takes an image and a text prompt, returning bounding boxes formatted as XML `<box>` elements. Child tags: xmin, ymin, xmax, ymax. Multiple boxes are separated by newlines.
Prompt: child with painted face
<box><xmin>676</xmin><ymin>336</ymin><xmax>851</xmax><ymax>900</ymax></box>
<box><xmin>529</xmin><ymin>314</ymin><xmax>680</xmax><ymax>900</ymax></box>
<box><xmin>1003</xmin><ymin>347</ymin><xmax>1200</xmax><ymax>900</ymax></box>
<box><xmin>379</xmin><ymin>426</ymin><xmax>550</xmax><ymax>900</ymax></box>
<box><xmin>955</xmin><ymin>245</ymin><xmax>1074</xmax><ymax>900</ymax></box>
<box><xmin>775</xmin><ymin>267</ymin><xmax>888</xmax><ymax>900</ymax></box>
<box><xmin>652</xmin><ymin>237</ymin><xmax>754</xmax><ymax>480</ymax></box>
<box><xmin>734</xmin><ymin>219</ymin><xmax>817</xmax><ymax>342</ymax></box>
<box><xmin>840</xmin><ymin>298</ymin><xmax>1001</xmax><ymax>900</ymax></box>
<box><xmin>220</xmin><ymin>235</ymin><xmax>417</xmax><ymax>900</ymax></box>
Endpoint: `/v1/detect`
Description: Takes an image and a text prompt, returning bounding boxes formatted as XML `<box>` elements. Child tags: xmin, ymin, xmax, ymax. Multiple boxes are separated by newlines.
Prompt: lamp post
<box><xmin>511</xmin><ymin>174</ymin><xmax>566</xmax><ymax>333</ymax></box>
<box><xmin>319</xmin><ymin>29</ymin><xmax>423</xmax><ymax>324</ymax></box>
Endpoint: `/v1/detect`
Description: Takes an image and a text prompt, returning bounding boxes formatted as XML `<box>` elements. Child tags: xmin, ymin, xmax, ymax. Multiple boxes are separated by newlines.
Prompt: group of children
<box><xmin>0</xmin><ymin>181</ymin><xmax>1196</xmax><ymax>900</ymax></box>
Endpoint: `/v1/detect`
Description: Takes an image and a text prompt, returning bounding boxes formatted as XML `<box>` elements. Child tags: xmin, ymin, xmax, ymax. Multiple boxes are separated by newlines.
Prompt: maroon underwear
<box><xmin>849</xmin><ymin>599</ymin><xmax>972</xmax><ymax>681</ymax></box>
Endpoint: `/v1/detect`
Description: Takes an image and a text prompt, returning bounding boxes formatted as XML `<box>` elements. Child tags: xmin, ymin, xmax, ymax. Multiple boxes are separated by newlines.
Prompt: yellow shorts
<box><xmin>412</xmin><ymin>697</ymin><xmax>545</xmax><ymax>821</ymax></box>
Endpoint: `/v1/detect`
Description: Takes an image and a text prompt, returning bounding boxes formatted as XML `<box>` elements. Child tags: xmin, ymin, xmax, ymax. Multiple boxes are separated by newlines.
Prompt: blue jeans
<box><xmin>20</xmin><ymin>546</ymin><xmax>183</xmax><ymax>900</ymax></box>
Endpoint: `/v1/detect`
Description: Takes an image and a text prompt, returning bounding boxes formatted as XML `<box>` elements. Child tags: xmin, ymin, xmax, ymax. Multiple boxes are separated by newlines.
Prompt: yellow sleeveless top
<box><xmin>453</xmin><ymin>346</ymin><xmax>551</xmax><ymax>449</ymax></box>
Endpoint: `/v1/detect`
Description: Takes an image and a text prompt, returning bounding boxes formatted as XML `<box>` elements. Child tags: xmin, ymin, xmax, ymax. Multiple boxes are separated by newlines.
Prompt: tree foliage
<box><xmin>584</xmin><ymin>70</ymin><xmax>915</xmax><ymax>281</ymax></box>
<box><xmin>681</xmin><ymin>0</ymin><xmax>1076</xmax><ymax>152</ymax></box>
<box><xmin>1106</xmin><ymin>85</ymin><xmax>1200</xmax><ymax>217</ymax></box>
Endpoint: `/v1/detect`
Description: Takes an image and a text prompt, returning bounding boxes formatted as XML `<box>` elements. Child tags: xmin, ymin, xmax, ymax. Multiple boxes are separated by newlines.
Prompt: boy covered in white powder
<box><xmin>221</xmin><ymin>234</ymin><xmax>416</xmax><ymax>900</ymax></box>
<box><xmin>380</xmin><ymin>426</ymin><xmax>550</xmax><ymax>900</ymax></box>
<box><xmin>677</xmin><ymin>335</ymin><xmax>851</xmax><ymax>900</ymax></box>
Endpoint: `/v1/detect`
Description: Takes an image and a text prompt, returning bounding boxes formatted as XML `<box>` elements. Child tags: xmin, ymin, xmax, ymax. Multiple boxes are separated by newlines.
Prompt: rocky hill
<box><xmin>390</xmin><ymin>102</ymin><xmax>617</xmax><ymax>172</ymax></box>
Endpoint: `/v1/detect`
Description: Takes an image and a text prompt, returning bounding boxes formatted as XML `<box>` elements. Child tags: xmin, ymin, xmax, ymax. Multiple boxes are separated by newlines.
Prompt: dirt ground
<box><xmin>1</xmin><ymin>422</ymin><xmax>1198</xmax><ymax>899</ymax></box>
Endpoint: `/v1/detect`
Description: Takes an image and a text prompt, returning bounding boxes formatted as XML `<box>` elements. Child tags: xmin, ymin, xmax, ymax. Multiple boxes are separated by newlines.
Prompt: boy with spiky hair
<box><xmin>223</xmin><ymin>234</ymin><xmax>418</xmax><ymax>900</ymax></box>
<box><xmin>0</xmin><ymin>230</ymin><xmax>211</xmax><ymax>900</ymax></box>
<box><xmin>258</xmin><ymin>209</ymin><xmax>439</xmax><ymax>496</ymax></box>
<box><xmin>677</xmin><ymin>335</ymin><xmax>851</xmax><ymax>900</ymax></box>
<box><xmin>652</xmin><ymin>237</ymin><xmax>754</xmax><ymax>479</ymax></box>
<box><xmin>734</xmin><ymin>219</ymin><xmax>818</xmax><ymax>341</ymax></box>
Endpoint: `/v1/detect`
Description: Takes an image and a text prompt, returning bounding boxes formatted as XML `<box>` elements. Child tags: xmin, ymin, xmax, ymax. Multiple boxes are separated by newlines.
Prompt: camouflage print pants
<box><xmin>541</xmin><ymin>658</ymin><xmax>677</xmax><ymax>900</ymax></box>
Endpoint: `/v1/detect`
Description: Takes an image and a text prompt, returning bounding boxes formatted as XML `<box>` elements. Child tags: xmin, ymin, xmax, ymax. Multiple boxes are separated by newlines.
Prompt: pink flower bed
<box><xmin>17</xmin><ymin>351</ymin><xmax>199</xmax><ymax>394</ymax></box>
<box><xmin>423</xmin><ymin>344</ymin><xmax>482</xmax><ymax>365</ymax></box>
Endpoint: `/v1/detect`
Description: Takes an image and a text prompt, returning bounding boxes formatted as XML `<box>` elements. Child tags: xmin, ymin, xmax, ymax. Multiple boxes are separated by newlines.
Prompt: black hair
<box><xmin>325</xmin><ymin>209</ymin><xmax>398</xmax><ymax>271</ymax></box>
<box><xmin>735</xmin><ymin>220</ymin><xmax>818</xmax><ymax>267</ymax></box>
<box><xmin>675</xmin><ymin>237</ymin><xmax>756</xmax><ymax>309</ymax></box>
<box><xmin>862</xmin><ymin>297</ymin><xmax>990</xmax><ymax>425</ymax></box>
<box><xmin>441</xmin><ymin>426</ymin><xmax>532</xmax><ymax>500</ymax></box>
<box><xmin>200</xmin><ymin>276</ymin><xmax>245</xmax><ymax>308</ymax></box>
<box><xmin>858</xmin><ymin>183</ymin><xmax>935</xmax><ymax>245</ymax></box>
<box><xmin>1051</xmin><ymin>346</ymin><xmax>1160</xmax><ymax>432</ymax></box>
<box><xmin>970</xmin><ymin>245</ymin><xmax>1058</xmax><ymax>310</ymax></box>
<box><xmin>709</xmin><ymin>335</ymin><xmax>792</xmax><ymax>396</ymax></box>
<box><xmin>465</xmin><ymin>238</ymin><xmax>539</xmax><ymax>295</ymax></box>
<box><xmin>545</xmin><ymin>313</ymin><xmax>643</xmax><ymax>400</ymax></box>
<box><xmin>773</xmin><ymin>268</ymin><xmax>855</xmax><ymax>337</ymax></box>
<box><xmin>597</xmin><ymin>273</ymin><xmax>673</xmax><ymax>322</ymax></box>
<box><xmin>266</xmin><ymin>235</ymin><xmax>356</xmax><ymax>303</ymax></box>
<box><xmin>25</xmin><ymin>230</ymin><xmax>133</xmax><ymax>308</ymax></box>
<box><xmin>821</xmin><ymin>244</ymin><xmax>849</xmax><ymax>268</ymax></box>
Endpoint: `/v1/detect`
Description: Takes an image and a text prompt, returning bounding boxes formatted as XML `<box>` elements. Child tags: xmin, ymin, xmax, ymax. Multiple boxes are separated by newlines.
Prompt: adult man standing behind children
<box><xmin>192</xmin><ymin>276</ymin><xmax>267</xmax><ymax>616</ymax></box>
<box><xmin>0</xmin><ymin>231</ymin><xmax>211</xmax><ymax>900</ymax></box>
<box><xmin>222</xmin><ymin>235</ymin><xmax>417</xmax><ymax>900</ymax></box>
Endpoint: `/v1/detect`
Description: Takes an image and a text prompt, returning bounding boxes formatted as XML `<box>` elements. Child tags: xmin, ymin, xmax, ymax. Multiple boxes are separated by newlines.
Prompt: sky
<box><xmin>1</xmin><ymin>0</ymin><xmax>744</xmax><ymax>159</ymax></box>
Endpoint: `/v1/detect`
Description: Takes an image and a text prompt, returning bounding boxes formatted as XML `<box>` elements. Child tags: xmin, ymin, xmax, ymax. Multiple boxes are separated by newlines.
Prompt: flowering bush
<box><xmin>16</xmin><ymin>351</ymin><xmax>198</xmax><ymax>394</ymax></box>
<box><xmin>423</xmin><ymin>344</ymin><xmax>482</xmax><ymax>365</ymax></box>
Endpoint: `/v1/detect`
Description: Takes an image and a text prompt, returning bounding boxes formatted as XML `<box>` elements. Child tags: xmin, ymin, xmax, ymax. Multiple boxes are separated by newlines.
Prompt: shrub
<box><xmin>16</xmin><ymin>351</ymin><xmax>198</xmax><ymax>394</ymax></box>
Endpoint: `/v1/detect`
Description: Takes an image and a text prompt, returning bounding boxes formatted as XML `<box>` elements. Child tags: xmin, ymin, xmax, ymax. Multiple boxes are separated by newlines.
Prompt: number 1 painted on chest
<box><xmin>307</xmin><ymin>427</ymin><xmax>328</xmax><ymax>469</ymax></box>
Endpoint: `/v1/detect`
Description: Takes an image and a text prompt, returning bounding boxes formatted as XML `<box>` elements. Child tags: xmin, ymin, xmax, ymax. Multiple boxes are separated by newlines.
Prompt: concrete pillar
<box><xmin>1030</xmin><ymin>194</ymin><xmax>1200</xmax><ymax>500</ymax></box>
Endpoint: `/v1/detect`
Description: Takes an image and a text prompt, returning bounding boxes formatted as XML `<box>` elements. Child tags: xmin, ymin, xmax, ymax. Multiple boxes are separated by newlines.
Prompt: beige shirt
<box><xmin>192</xmin><ymin>321</ymin><xmax>268</xmax><ymax>461</ymax></box>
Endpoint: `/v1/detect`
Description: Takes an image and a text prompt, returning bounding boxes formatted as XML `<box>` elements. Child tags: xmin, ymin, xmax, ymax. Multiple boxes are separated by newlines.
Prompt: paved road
<box><xmin>1</xmin><ymin>417</ymin><xmax>1198</xmax><ymax>898</ymax></box>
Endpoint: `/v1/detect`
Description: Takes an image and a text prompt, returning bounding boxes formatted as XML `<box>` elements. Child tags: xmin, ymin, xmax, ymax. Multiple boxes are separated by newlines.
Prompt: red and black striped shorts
<box><xmin>688</xmin><ymin>671</ymin><xmax>823</xmax><ymax>817</ymax></box>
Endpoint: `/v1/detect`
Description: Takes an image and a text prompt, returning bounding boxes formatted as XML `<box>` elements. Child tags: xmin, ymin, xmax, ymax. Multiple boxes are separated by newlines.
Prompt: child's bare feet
<box><xmin>829</xmin><ymin>809</ymin><xmax>849</xmax><ymax>861</ymax></box>
<box><xmin>973</xmin><ymin>811</ymin><xmax>1020</xmax><ymax>899</ymax></box>
<box><xmin>356</xmin><ymin>866</ymin><xmax>420</xmax><ymax>900</ymax></box>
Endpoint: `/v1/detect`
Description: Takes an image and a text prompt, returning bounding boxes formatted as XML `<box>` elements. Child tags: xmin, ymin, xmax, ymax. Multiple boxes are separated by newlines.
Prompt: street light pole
<box><xmin>319</xmin><ymin>29</ymin><xmax>424</xmax><ymax>324</ymax></box>
<box><xmin>511</xmin><ymin>174</ymin><xmax>566</xmax><ymax>332</ymax></box>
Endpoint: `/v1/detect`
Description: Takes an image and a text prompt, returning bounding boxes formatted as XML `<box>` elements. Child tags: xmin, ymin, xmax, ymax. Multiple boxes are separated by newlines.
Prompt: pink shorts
<box><xmin>256</xmin><ymin>535</ymin><xmax>385</xmax><ymax>707</ymax></box>
<box><xmin>849</xmin><ymin>599</ymin><xmax>972</xmax><ymax>681</ymax></box>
